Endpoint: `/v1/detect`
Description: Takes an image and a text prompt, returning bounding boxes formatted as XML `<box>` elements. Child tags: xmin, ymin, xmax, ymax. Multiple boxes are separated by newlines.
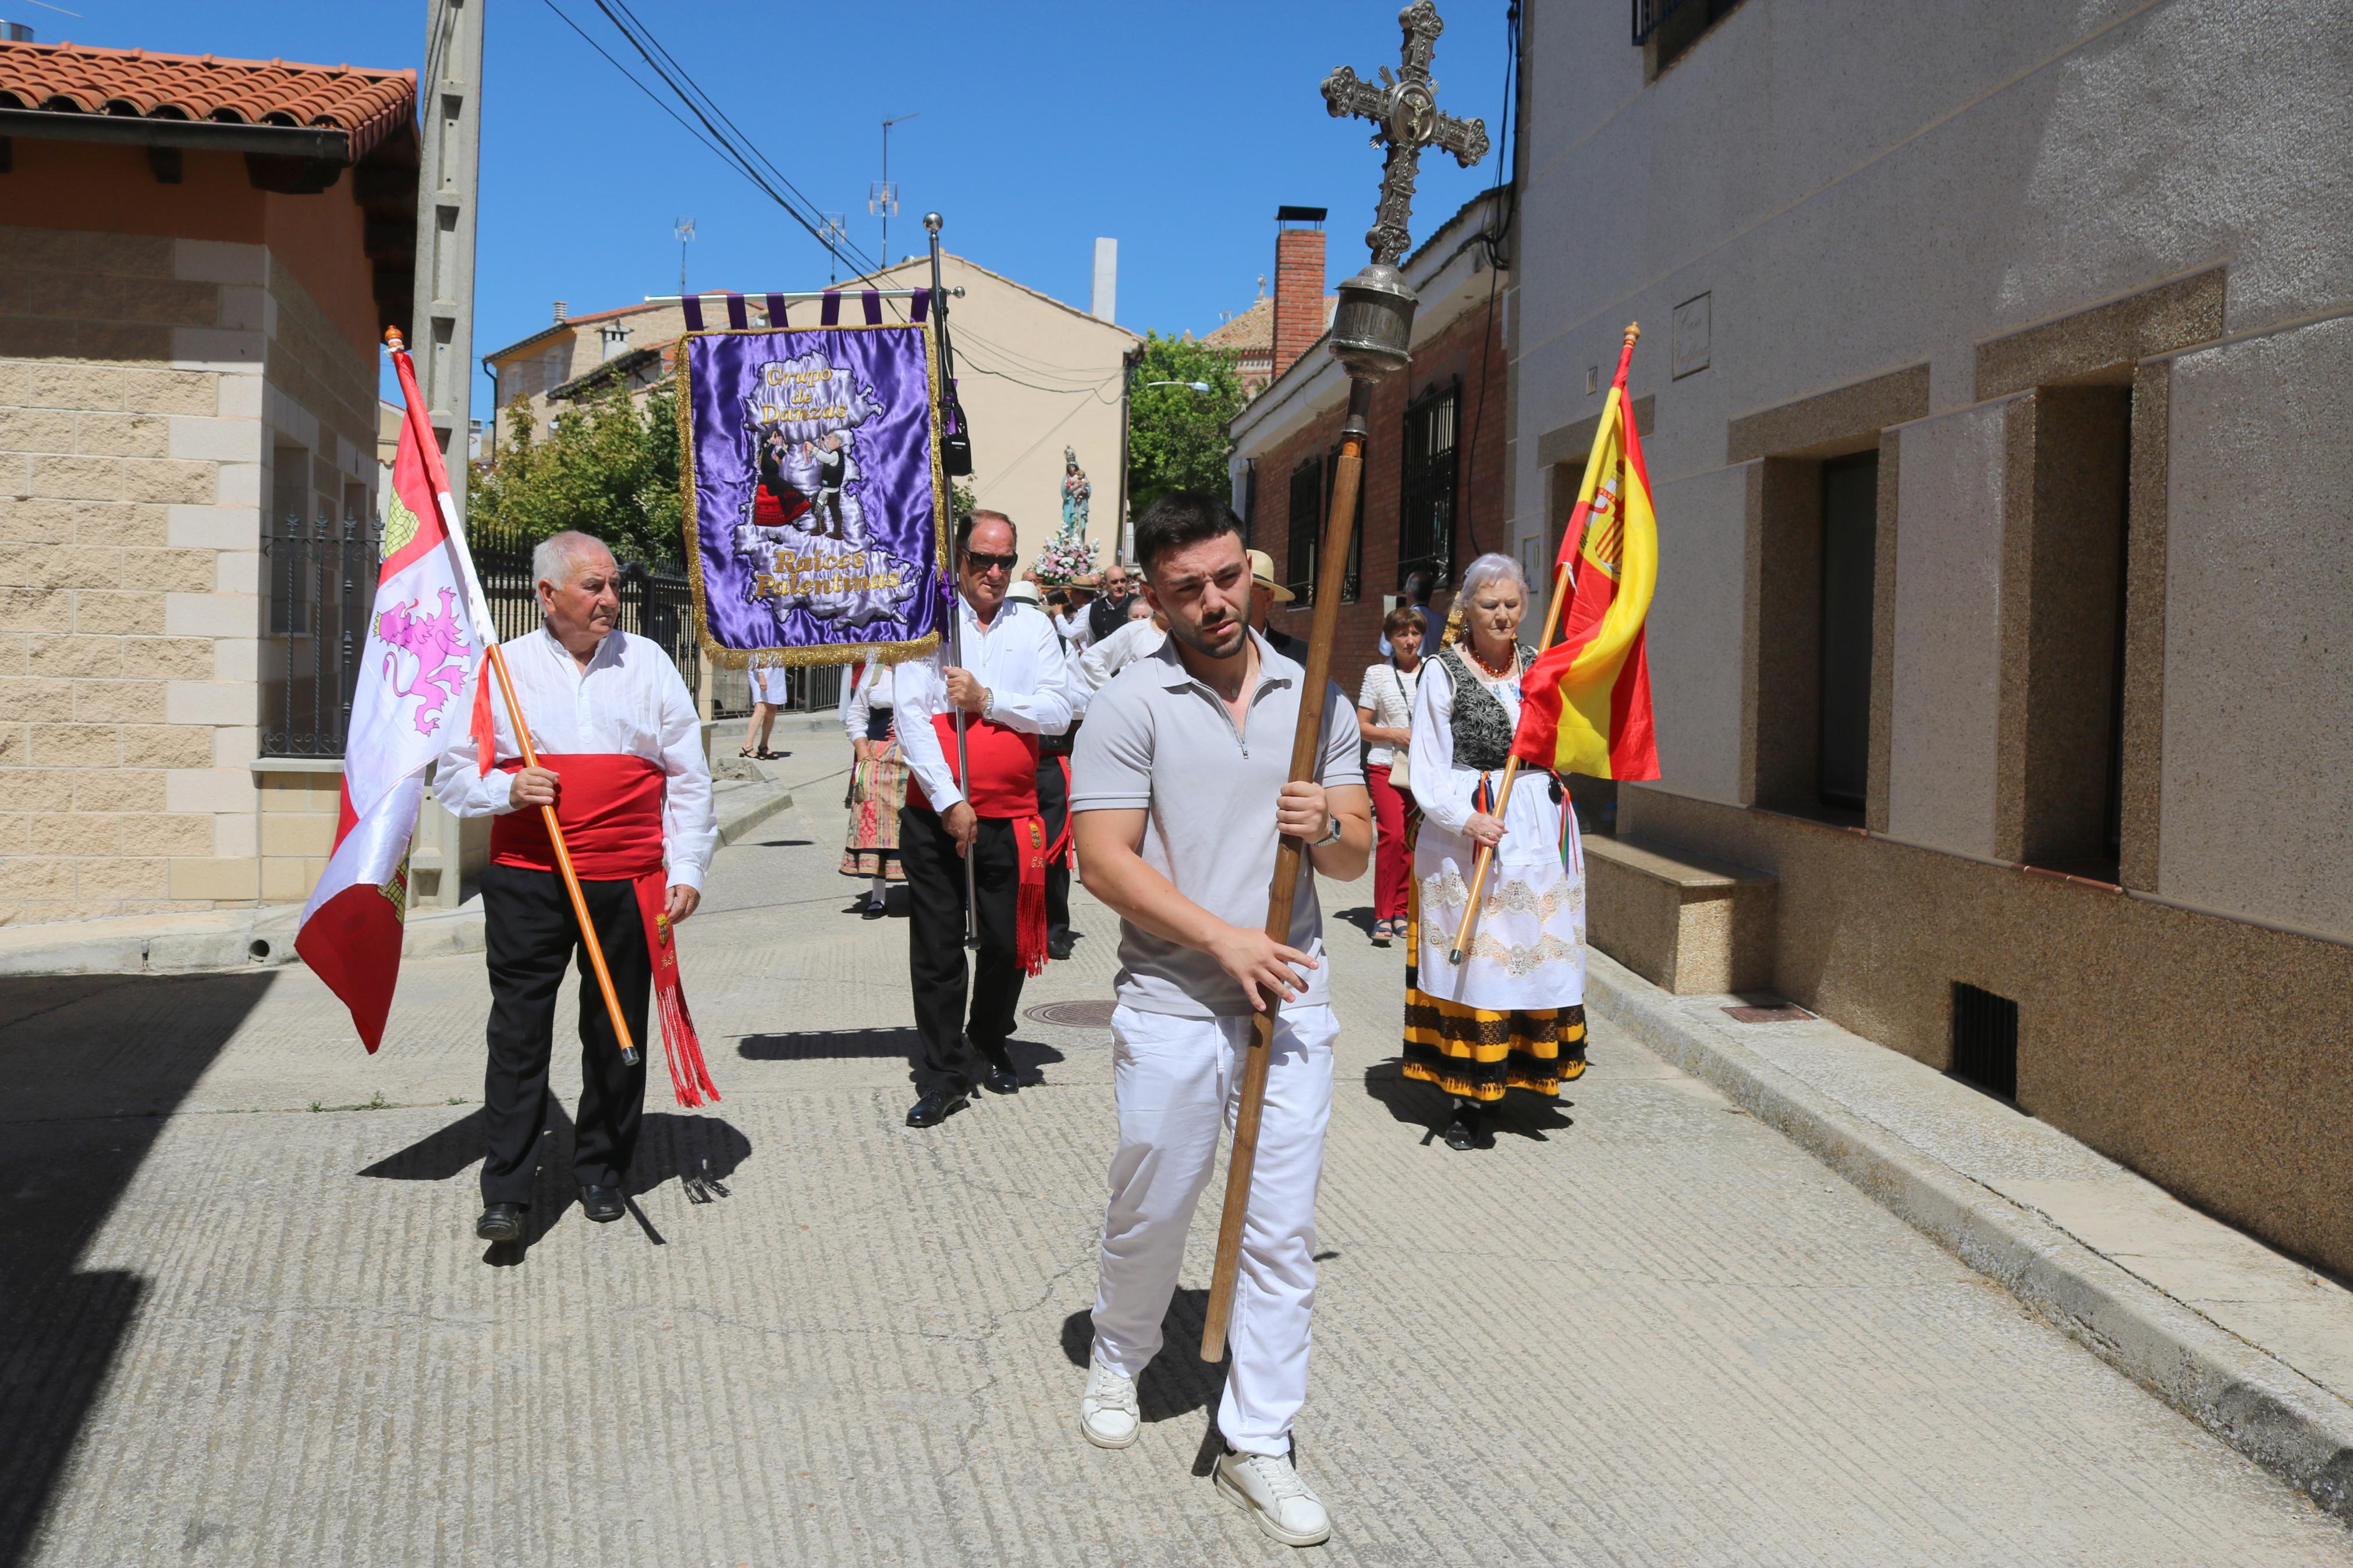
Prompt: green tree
<box><xmin>1124</xmin><ymin>332</ymin><xmax>1248</xmax><ymax>514</ymax></box>
<box><xmin>470</xmin><ymin>381</ymin><xmax>684</xmax><ymax>566</ymax></box>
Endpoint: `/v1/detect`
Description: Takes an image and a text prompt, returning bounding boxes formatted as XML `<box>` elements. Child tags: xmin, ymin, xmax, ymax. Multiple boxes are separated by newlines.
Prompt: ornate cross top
<box><xmin>1321</xmin><ymin>1</ymin><xmax>1489</xmax><ymax>266</ymax></box>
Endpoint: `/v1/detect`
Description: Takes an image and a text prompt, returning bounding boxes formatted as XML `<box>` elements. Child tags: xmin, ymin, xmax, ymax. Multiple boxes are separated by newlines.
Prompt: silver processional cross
<box><xmin>1322</xmin><ymin>1</ymin><xmax>1492</xmax><ymax>266</ymax></box>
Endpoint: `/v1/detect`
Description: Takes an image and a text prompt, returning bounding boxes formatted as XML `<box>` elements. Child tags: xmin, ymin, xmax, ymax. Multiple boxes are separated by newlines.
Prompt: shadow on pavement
<box><xmin>360</xmin><ymin>1104</ymin><xmax>751</xmax><ymax>1264</ymax></box>
<box><xmin>1330</xmin><ymin>904</ymin><xmax>1378</xmax><ymax>938</ymax></box>
<box><xmin>1361</xmin><ymin>1059</ymin><xmax>1575</xmax><ymax>1144</ymax></box>
<box><xmin>0</xmin><ymin>970</ymin><xmax>277</xmax><ymax>1568</ymax></box>
<box><xmin>739</xmin><ymin>1026</ymin><xmax>921</xmax><ymax>1060</ymax></box>
<box><xmin>1060</xmin><ymin>1287</ymin><xmax>1226</xmax><ymax>1432</ymax></box>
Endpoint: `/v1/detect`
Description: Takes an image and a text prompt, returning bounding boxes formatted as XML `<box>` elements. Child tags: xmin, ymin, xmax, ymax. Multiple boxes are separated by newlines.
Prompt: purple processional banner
<box><xmin>682</xmin><ymin>315</ymin><xmax>948</xmax><ymax>668</ymax></box>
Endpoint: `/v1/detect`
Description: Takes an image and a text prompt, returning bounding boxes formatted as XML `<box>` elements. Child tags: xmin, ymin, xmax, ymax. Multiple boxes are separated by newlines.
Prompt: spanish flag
<box><xmin>1511</xmin><ymin>337</ymin><xmax>1660</xmax><ymax>781</ymax></box>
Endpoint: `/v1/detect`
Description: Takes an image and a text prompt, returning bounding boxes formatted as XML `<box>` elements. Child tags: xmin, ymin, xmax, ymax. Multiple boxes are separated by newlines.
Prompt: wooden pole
<box><xmin>385</xmin><ymin>328</ymin><xmax>642</xmax><ymax>1069</ymax></box>
<box><xmin>1447</xmin><ymin>324</ymin><xmax>1638</xmax><ymax>966</ymax></box>
<box><xmin>1200</xmin><ymin>376</ymin><xmax>1373</xmax><ymax>1363</ymax></box>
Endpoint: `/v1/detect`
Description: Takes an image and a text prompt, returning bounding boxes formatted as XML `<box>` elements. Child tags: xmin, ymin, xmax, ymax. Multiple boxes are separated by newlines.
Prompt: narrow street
<box><xmin>3</xmin><ymin>736</ymin><xmax>2345</xmax><ymax>1567</ymax></box>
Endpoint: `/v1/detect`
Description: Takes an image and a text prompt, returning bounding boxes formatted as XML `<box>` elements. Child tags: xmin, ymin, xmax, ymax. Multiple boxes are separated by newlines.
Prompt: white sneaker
<box><xmin>1214</xmin><ymin>1448</ymin><xmax>1331</xmax><ymax>1546</ymax></box>
<box><xmin>1078</xmin><ymin>1354</ymin><xmax>1139</xmax><ymax>1449</ymax></box>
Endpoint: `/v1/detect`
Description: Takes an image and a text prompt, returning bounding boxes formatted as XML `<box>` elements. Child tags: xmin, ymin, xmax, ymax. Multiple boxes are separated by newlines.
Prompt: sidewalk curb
<box><xmin>0</xmin><ymin>781</ymin><xmax>794</xmax><ymax>978</ymax></box>
<box><xmin>1585</xmin><ymin>955</ymin><xmax>2353</xmax><ymax>1523</ymax></box>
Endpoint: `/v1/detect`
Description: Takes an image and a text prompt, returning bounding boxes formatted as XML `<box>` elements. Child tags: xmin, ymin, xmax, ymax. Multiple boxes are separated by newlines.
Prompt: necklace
<box><xmin>1467</xmin><ymin>640</ymin><xmax>1516</xmax><ymax>679</ymax></box>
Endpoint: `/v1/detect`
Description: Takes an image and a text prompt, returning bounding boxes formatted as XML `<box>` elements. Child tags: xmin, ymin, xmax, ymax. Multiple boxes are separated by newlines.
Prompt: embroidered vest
<box><xmin>1437</xmin><ymin>643</ymin><xmax>1536</xmax><ymax>773</ymax></box>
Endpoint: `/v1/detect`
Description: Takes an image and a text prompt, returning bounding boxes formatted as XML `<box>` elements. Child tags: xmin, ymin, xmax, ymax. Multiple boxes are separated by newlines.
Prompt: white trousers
<box><xmin>1090</xmin><ymin>1002</ymin><xmax>1337</xmax><ymax>1456</ymax></box>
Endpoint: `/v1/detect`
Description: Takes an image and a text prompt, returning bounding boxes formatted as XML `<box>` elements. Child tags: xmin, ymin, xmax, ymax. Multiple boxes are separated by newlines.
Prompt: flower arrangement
<box><xmin>1032</xmin><ymin>530</ymin><xmax>1099</xmax><ymax>587</ymax></box>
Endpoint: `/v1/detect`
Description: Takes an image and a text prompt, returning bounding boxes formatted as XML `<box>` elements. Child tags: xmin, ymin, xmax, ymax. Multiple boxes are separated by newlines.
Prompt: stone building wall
<box><xmin>0</xmin><ymin>223</ymin><xmax>378</xmax><ymax>925</ymax></box>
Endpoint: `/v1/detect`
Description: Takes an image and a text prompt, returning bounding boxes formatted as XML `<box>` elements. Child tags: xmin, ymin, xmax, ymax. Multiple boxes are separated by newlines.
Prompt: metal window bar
<box><xmin>260</xmin><ymin>489</ymin><xmax>379</xmax><ymax>758</ymax></box>
<box><xmin>1286</xmin><ymin>456</ymin><xmax>1322</xmax><ymax>606</ymax></box>
<box><xmin>1324</xmin><ymin>440</ymin><xmax>1365</xmax><ymax>603</ymax></box>
<box><xmin>1399</xmin><ymin>379</ymin><xmax>1459</xmax><ymax>590</ymax></box>
<box><xmin>1949</xmin><ymin>982</ymin><xmax>2020</xmax><ymax>1102</ymax></box>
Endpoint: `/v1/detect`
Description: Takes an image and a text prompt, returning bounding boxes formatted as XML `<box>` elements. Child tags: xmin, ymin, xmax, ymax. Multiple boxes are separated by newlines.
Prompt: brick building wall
<box><xmin>1255</xmin><ymin>296</ymin><xmax>1510</xmax><ymax>694</ymax></box>
<box><xmin>0</xmin><ymin>222</ymin><xmax>379</xmax><ymax>924</ymax></box>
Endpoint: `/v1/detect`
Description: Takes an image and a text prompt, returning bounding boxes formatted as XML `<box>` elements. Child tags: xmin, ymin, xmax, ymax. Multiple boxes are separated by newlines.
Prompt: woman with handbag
<box><xmin>1356</xmin><ymin>603</ymin><xmax>1425</xmax><ymax>948</ymax></box>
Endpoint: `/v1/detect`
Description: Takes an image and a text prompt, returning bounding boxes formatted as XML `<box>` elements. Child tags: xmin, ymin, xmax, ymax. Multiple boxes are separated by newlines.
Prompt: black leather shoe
<box><xmin>475</xmin><ymin>1202</ymin><xmax>526</xmax><ymax>1242</ymax></box>
<box><xmin>862</xmin><ymin>900</ymin><xmax>888</xmax><ymax>920</ymax></box>
<box><xmin>1047</xmin><ymin>934</ymin><xmax>1076</xmax><ymax>961</ymax></box>
<box><xmin>1444</xmin><ymin>1105</ymin><xmax>1483</xmax><ymax>1151</ymax></box>
<box><xmin>581</xmin><ymin>1185</ymin><xmax>625</xmax><ymax>1222</ymax></box>
<box><xmin>906</xmin><ymin>1087</ymin><xmax>970</xmax><ymax>1128</ymax></box>
<box><xmin>979</xmin><ymin>1043</ymin><xmax>1020</xmax><ymax>1095</ymax></box>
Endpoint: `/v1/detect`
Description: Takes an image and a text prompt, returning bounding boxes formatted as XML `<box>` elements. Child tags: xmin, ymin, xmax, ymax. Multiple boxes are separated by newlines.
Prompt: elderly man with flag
<box><xmin>433</xmin><ymin>529</ymin><xmax>718</xmax><ymax>1243</ymax></box>
<box><xmin>1405</xmin><ymin>326</ymin><xmax>1659</xmax><ymax>1151</ymax></box>
<box><xmin>303</xmin><ymin>332</ymin><xmax>719</xmax><ymax>1249</ymax></box>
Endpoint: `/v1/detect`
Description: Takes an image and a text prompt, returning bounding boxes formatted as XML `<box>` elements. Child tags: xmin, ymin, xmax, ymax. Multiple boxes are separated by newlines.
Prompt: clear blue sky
<box><xmin>25</xmin><ymin>0</ymin><xmax>1514</xmax><ymax>413</ymax></box>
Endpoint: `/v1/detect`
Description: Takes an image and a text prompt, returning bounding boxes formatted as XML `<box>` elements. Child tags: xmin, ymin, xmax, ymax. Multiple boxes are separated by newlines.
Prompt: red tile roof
<box><xmin>0</xmin><ymin>39</ymin><xmax>416</xmax><ymax>163</ymax></box>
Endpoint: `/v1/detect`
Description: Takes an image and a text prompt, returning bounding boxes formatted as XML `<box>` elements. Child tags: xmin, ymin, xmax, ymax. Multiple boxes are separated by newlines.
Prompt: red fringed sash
<box><xmin>910</xmin><ymin>714</ymin><xmax>1050</xmax><ymax>973</ymax></box>
<box><xmin>489</xmin><ymin>752</ymin><xmax>720</xmax><ymax>1105</ymax></box>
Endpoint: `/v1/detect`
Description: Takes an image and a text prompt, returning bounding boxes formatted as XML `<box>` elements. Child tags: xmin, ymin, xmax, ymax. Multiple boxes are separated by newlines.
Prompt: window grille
<box><xmin>1323</xmin><ymin>441</ymin><xmax>1364</xmax><ymax>603</ymax></box>
<box><xmin>1950</xmin><ymin>982</ymin><xmax>2020</xmax><ymax>1101</ymax></box>
<box><xmin>1399</xmin><ymin>379</ymin><xmax>1459</xmax><ymax>590</ymax></box>
<box><xmin>1634</xmin><ymin>0</ymin><xmax>1741</xmax><ymax>47</ymax></box>
<box><xmin>1286</xmin><ymin>456</ymin><xmax>1322</xmax><ymax>607</ymax></box>
<box><xmin>260</xmin><ymin>472</ymin><xmax>377</xmax><ymax>757</ymax></box>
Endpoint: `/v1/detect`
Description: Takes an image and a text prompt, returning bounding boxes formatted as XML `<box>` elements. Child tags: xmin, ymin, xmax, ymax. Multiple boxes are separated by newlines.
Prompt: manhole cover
<box><xmin>1026</xmin><ymin>999</ymin><xmax>1119</xmax><ymax>1029</ymax></box>
<box><xmin>1723</xmin><ymin>1004</ymin><xmax>1812</xmax><ymax>1024</ymax></box>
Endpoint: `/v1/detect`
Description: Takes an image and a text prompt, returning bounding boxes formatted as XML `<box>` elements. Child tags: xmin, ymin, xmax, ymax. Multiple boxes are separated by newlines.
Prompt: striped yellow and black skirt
<box><xmin>1401</xmin><ymin>863</ymin><xmax>1587</xmax><ymax>1102</ymax></box>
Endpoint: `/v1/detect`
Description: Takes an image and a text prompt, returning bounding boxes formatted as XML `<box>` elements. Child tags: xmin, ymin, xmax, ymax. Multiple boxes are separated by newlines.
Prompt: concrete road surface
<box><xmin>3</xmin><ymin>742</ymin><xmax>2348</xmax><ymax>1566</ymax></box>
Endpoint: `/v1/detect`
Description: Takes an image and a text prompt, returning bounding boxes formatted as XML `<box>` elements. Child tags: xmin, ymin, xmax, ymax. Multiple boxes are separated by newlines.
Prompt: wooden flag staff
<box><xmin>385</xmin><ymin>326</ymin><xmax>642</xmax><ymax>1069</ymax></box>
<box><xmin>1446</xmin><ymin>324</ymin><xmax>1638</xmax><ymax>967</ymax></box>
<box><xmin>1200</xmin><ymin>0</ymin><xmax>1489</xmax><ymax>1363</ymax></box>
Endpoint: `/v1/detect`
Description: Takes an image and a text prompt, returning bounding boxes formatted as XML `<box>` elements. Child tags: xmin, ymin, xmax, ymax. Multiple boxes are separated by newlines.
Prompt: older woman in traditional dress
<box><xmin>1403</xmin><ymin>553</ymin><xmax>1588</xmax><ymax>1150</ymax></box>
<box><xmin>840</xmin><ymin>652</ymin><xmax>907</xmax><ymax>918</ymax></box>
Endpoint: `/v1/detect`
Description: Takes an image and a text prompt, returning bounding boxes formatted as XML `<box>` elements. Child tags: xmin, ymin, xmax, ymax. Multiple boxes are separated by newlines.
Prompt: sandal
<box><xmin>755</xmin><ymin>748</ymin><xmax>783</xmax><ymax>760</ymax></box>
<box><xmin>737</xmin><ymin>745</ymin><xmax>757</xmax><ymax>758</ymax></box>
<box><xmin>1370</xmin><ymin>919</ymin><xmax>1392</xmax><ymax>948</ymax></box>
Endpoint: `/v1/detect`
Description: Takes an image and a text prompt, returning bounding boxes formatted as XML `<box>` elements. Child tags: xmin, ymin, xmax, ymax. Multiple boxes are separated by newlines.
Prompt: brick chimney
<box><xmin>1272</xmin><ymin>207</ymin><xmax>1327</xmax><ymax>379</ymax></box>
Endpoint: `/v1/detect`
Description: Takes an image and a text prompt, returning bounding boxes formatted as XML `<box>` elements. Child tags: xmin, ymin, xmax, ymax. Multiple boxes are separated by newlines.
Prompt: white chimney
<box><xmin>1090</xmin><ymin>238</ymin><xmax>1117</xmax><ymax>324</ymax></box>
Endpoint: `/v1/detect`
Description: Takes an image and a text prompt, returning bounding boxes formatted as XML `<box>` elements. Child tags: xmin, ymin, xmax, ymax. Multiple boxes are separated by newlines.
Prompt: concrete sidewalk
<box><xmin>1585</xmin><ymin>953</ymin><xmax>2353</xmax><ymax>1521</ymax></box>
<box><xmin>0</xmin><ymin>774</ymin><xmax>792</xmax><ymax>979</ymax></box>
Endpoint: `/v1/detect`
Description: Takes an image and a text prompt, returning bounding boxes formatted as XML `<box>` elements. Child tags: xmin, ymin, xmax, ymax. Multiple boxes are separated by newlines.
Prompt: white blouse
<box><xmin>1355</xmin><ymin>660</ymin><xmax>1419</xmax><ymax>767</ymax></box>
<box><xmin>843</xmin><ymin>655</ymin><xmax>896</xmax><ymax>741</ymax></box>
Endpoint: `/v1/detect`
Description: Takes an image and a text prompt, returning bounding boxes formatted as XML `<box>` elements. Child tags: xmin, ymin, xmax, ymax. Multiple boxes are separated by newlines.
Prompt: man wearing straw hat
<box><xmin>434</xmin><ymin>531</ymin><xmax>716</xmax><ymax>1244</ymax></box>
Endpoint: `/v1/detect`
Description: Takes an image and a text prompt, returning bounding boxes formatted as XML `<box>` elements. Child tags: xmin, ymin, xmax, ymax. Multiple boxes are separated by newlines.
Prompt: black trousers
<box><xmin>480</xmin><ymin>862</ymin><xmax>651</xmax><ymax>1206</ymax></box>
<box><xmin>1036</xmin><ymin>751</ymin><xmax>1071</xmax><ymax>945</ymax></box>
<box><xmin>899</xmin><ymin>804</ymin><xmax>1027</xmax><ymax>1094</ymax></box>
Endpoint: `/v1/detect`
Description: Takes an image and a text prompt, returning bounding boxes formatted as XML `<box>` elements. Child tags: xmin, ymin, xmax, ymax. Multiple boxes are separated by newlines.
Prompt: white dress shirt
<box><xmin>433</xmin><ymin>627</ymin><xmax>719</xmax><ymax>891</ymax></box>
<box><xmin>1052</xmin><ymin>606</ymin><xmax>1095</xmax><ymax>651</ymax></box>
<box><xmin>1076</xmin><ymin>614</ymin><xmax>1168</xmax><ymax>699</ymax></box>
<box><xmin>897</xmin><ymin>593</ymin><xmax>1075</xmax><ymax>812</ymax></box>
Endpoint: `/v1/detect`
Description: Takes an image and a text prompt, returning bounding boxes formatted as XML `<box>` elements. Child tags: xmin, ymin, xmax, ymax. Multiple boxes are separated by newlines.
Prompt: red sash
<box><xmin>909</xmin><ymin>714</ymin><xmax>1050</xmax><ymax>975</ymax></box>
<box><xmin>489</xmin><ymin>753</ymin><xmax>719</xmax><ymax>1106</ymax></box>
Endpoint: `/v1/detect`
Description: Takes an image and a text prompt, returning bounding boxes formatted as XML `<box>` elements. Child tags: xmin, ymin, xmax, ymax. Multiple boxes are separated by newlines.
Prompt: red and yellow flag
<box><xmin>1511</xmin><ymin>344</ymin><xmax>1660</xmax><ymax>781</ymax></box>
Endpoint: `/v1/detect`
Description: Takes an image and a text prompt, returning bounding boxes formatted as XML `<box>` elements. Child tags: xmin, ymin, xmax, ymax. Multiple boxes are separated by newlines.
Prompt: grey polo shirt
<box><xmin>1070</xmin><ymin>630</ymin><xmax>1365</xmax><ymax>1019</ymax></box>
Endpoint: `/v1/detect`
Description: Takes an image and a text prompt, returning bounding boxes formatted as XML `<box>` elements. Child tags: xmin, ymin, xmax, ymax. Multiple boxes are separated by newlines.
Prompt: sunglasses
<box><xmin>963</xmin><ymin>551</ymin><xmax>1018</xmax><ymax>574</ymax></box>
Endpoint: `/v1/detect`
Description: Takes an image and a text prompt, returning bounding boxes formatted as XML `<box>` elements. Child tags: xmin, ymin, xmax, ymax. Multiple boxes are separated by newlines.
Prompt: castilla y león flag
<box><xmin>293</xmin><ymin>384</ymin><xmax>492</xmax><ymax>1050</ymax></box>
<box><xmin>1511</xmin><ymin>350</ymin><xmax>1660</xmax><ymax>781</ymax></box>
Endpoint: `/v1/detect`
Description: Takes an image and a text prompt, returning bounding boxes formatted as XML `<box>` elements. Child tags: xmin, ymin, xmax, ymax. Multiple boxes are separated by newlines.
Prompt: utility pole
<box><xmin>410</xmin><ymin>0</ymin><xmax>484</xmax><ymax>514</ymax></box>
<box><xmin>873</xmin><ymin>111</ymin><xmax>917</xmax><ymax>271</ymax></box>
<box><xmin>675</xmin><ymin>216</ymin><xmax>694</xmax><ymax>296</ymax></box>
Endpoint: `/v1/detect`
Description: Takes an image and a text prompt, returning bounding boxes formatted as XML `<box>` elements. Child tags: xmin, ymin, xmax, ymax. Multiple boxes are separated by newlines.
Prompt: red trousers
<box><xmin>1368</xmin><ymin>763</ymin><xmax>1417</xmax><ymax>922</ymax></box>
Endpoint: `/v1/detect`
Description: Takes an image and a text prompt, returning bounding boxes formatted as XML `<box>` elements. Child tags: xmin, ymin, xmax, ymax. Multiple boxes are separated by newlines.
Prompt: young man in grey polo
<box><xmin>1067</xmin><ymin>491</ymin><xmax>1371</xmax><ymax>1548</ymax></box>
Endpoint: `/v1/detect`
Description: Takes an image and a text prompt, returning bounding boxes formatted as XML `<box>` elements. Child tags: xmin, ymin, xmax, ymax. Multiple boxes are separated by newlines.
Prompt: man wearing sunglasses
<box><xmin>894</xmin><ymin>510</ymin><xmax>1077</xmax><ymax>1128</ymax></box>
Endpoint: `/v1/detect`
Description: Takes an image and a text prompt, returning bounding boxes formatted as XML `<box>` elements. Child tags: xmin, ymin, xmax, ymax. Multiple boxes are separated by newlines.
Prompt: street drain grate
<box><xmin>1723</xmin><ymin>1004</ymin><xmax>1812</xmax><ymax>1024</ymax></box>
<box><xmin>1025</xmin><ymin>1000</ymin><xmax>1119</xmax><ymax>1029</ymax></box>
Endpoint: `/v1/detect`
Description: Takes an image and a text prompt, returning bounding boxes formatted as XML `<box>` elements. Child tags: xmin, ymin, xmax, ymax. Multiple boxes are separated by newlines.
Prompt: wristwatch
<box><xmin>1316</xmin><ymin>810</ymin><xmax>1345</xmax><ymax>848</ymax></box>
